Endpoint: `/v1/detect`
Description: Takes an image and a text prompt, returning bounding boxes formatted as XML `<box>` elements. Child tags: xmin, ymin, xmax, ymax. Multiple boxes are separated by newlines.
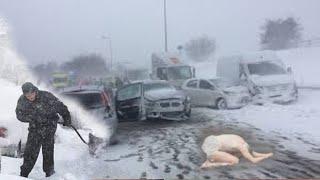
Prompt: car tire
<box><xmin>216</xmin><ymin>98</ymin><xmax>227</xmax><ymax>110</ymax></box>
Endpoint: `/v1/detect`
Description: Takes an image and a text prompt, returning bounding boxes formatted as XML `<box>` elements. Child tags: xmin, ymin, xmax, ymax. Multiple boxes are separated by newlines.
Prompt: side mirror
<box><xmin>287</xmin><ymin>67</ymin><xmax>292</xmax><ymax>73</ymax></box>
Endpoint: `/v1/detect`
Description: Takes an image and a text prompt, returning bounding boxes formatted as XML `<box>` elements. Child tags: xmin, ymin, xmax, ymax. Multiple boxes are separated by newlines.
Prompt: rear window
<box><xmin>64</xmin><ymin>92</ymin><xmax>103</xmax><ymax>109</ymax></box>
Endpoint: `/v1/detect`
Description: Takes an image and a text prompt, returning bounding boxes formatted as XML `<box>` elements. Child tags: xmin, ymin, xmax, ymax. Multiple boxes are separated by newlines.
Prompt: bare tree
<box><xmin>184</xmin><ymin>35</ymin><xmax>216</xmax><ymax>62</ymax></box>
<box><xmin>61</xmin><ymin>53</ymin><xmax>108</xmax><ymax>78</ymax></box>
<box><xmin>32</xmin><ymin>61</ymin><xmax>59</xmax><ymax>84</ymax></box>
<box><xmin>260</xmin><ymin>17</ymin><xmax>302</xmax><ymax>50</ymax></box>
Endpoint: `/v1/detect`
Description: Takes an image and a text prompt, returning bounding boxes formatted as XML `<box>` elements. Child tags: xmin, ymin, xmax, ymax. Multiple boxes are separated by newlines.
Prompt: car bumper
<box><xmin>226</xmin><ymin>95</ymin><xmax>251</xmax><ymax>109</ymax></box>
<box><xmin>147</xmin><ymin>111</ymin><xmax>189</xmax><ymax>120</ymax></box>
<box><xmin>254</xmin><ymin>89</ymin><xmax>298</xmax><ymax>104</ymax></box>
<box><xmin>146</xmin><ymin>103</ymin><xmax>190</xmax><ymax>121</ymax></box>
<box><xmin>0</xmin><ymin>144</ymin><xmax>21</xmax><ymax>157</ymax></box>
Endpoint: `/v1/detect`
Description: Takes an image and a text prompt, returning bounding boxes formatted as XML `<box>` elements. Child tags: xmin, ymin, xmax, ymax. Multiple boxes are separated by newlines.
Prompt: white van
<box><xmin>217</xmin><ymin>51</ymin><xmax>298</xmax><ymax>103</ymax></box>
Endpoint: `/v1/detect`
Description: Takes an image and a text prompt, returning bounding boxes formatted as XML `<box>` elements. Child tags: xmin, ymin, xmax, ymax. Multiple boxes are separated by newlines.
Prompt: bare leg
<box><xmin>252</xmin><ymin>151</ymin><xmax>273</xmax><ymax>158</ymax></box>
<box><xmin>239</xmin><ymin>144</ymin><xmax>272</xmax><ymax>163</ymax></box>
<box><xmin>200</xmin><ymin>151</ymin><xmax>239</xmax><ymax>169</ymax></box>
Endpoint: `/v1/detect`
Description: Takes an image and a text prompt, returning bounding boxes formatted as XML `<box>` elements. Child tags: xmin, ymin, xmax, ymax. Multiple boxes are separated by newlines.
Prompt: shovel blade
<box><xmin>88</xmin><ymin>133</ymin><xmax>105</xmax><ymax>155</ymax></box>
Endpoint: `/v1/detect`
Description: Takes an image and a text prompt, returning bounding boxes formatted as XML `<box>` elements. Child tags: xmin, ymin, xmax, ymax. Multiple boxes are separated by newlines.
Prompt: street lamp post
<box><xmin>101</xmin><ymin>36</ymin><xmax>113</xmax><ymax>70</ymax></box>
<box><xmin>164</xmin><ymin>0</ymin><xmax>168</xmax><ymax>52</ymax></box>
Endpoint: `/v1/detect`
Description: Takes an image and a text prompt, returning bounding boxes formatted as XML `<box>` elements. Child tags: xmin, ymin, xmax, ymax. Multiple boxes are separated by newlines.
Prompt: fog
<box><xmin>0</xmin><ymin>0</ymin><xmax>320</xmax><ymax>65</ymax></box>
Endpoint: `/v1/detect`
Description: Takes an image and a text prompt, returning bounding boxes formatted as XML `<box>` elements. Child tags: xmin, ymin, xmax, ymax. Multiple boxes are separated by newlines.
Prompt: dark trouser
<box><xmin>20</xmin><ymin>128</ymin><xmax>56</xmax><ymax>177</ymax></box>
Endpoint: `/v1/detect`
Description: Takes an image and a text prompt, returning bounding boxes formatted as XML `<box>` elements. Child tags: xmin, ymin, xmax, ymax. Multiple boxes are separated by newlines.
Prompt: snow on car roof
<box><xmin>131</xmin><ymin>80</ymin><xmax>168</xmax><ymax>84</ymax></box>
<box><xmin>61</xmin><ymin>85</ymin><xmax>104</xmax><ymax>94</ymax></box>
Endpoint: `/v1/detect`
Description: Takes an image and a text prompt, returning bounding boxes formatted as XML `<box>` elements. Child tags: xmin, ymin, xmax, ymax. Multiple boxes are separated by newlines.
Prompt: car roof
<box><xmin>60</xmin><ymin>85</ymin><xmax>105</xmax><ymax>94</ymax></box>
<box><xmin>131</xmin><ymin>80</ymin><xmax>169</xmax><ymax>85</ymax></box>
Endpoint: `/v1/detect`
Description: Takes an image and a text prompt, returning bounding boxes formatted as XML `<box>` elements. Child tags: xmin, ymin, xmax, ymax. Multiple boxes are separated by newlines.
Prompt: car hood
<box><xmin>250</xmin><ymin>74</ymin><xmax>294</xmax><ymax>87</ymax></box>
<box><xmin>145</xmin><ymin>89</ymin><xmax>186</xmax><ymax>101</ymax></box>
<box><xmin>223</xmin><ymin>85</ymin><xmax>248</xmax><ymax>93</ymax></box>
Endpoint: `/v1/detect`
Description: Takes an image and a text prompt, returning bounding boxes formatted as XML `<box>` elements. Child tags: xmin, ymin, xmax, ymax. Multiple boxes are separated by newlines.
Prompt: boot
<box><xmin>20</xmin><ymin>171</ymin><xmax>29</xmax><ymax>178</ymax></box>
<box><xmin>45</xmin><ymin>169</ymin><xmax>55</xmax><ymax>177</ymax></box>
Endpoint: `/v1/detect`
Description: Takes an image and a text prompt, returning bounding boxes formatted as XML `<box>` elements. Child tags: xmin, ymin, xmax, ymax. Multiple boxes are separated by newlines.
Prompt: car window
<box><xmin>186</xmin><ymin>80</ymin><xmax>198</xmax><ymax>88</ymax></box>
<box><xmin>117</xmin><ymin>83</ymin><xmax>141</xmax><ymax>101</ymax></box>
<box><xmin>63</xmin><ymin>92</ymin><xmax>103</xmax><ymax>109</ymax></box>
<box><xmin>143</xmin><ymin>82</ymin><xmax>175</xmax><ymax>92</ymax></box>
<box><xmin>199</xmin><ymin>80</ymin><xmax>214</xmax><ymax>90</ymax></box>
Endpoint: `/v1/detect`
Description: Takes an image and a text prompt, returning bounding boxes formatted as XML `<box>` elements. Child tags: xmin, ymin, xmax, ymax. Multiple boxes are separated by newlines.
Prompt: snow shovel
<box><xmin>57</xmin><ymin>122</ymin><xmax>104</xmax><ymax>154</ymax></box>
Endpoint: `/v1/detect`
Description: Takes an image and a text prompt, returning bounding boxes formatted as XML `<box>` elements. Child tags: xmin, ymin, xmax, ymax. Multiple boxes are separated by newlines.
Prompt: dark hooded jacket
<box><xmin>16</xmin><ymin>89</ymin><xmax>71</xmax><ymax>133</ymax></box>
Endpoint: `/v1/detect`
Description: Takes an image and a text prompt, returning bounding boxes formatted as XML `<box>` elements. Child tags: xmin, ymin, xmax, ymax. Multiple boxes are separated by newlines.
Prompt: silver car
<box><xmin>115</xmin><ymin>80</ymin><xmax>191</xmax><ymax>121</ymax></box>
<box><xmin>182</xmin><ymin>78</ymin><xmax>250</xmax><ymax>109</ymax></box>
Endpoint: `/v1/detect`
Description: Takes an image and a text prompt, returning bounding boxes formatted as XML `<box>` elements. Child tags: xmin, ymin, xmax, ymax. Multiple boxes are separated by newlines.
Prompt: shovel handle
<box><xmin>58</xmin><ymin>122</ymin><xmax>88</xmax><ymax>145</ymax></box>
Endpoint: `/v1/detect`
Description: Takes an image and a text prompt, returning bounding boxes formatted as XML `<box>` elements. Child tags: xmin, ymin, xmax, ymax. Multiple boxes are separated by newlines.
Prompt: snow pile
<box><xmin>276</xmin><ymin>47</ymin><xmax>320</xmax><ymax>88</ymax></box>
<box><xmin>0</xmin><ymin>79</ymin><xmax>29</xmax><ymax>146</ymax></box>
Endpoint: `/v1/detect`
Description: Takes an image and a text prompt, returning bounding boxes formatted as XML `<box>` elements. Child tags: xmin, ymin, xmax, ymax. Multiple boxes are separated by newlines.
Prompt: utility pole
<box><xmin>164</xmin><ymin>0</ymin><xmax>168</xmax><ymax>52</ymax></box>
<box><xmin>101</xmin><ymin>36</ymin><xmax>113</xmax><ymax>71</ymax></box>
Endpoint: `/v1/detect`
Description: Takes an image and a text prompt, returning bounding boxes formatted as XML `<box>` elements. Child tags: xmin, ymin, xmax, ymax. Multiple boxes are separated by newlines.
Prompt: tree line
<box><xmin>181</xmin><ymin>17</ymin><xmax>302</xmax><ymax>62</ymax></box>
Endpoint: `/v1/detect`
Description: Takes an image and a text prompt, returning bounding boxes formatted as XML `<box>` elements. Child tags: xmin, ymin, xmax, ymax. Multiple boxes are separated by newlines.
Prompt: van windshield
<box><xmin>167</xmin><ymin>66</ymin><xmax>192</xmax><ymax>80</ymax></box>
<box><xmin>247</xmin><ymin>62</ymin><xmax>286</xmax><ymax>76</ymax></box>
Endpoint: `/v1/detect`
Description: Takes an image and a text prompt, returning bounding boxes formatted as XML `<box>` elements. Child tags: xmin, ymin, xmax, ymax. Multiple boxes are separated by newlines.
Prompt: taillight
<box><xmin>0</xmin><ymin>127</ymin><xmax>8</xmax><ymax>138</ymax></box>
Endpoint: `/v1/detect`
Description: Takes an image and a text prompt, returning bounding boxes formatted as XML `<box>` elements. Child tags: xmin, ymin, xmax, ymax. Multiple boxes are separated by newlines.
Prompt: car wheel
<box><xmin>216</xmin><ymin>98</ymin><xmax>227</xmax><ymax>110</ymax></box>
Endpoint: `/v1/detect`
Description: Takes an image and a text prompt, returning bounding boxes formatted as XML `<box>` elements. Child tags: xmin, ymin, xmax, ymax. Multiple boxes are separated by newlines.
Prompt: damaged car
<box><xmin>60</xmin><ymin>85</ymin><xmax>118</xmax><ymax>144</ymax></box>
<box><xmin>115</xmin><ymin>80</ymin><xmax>191</xmax><ymax>121</ymax></box>
<box><xmin>182</xmin><ymin>78</ymin><xmax>250</xmax><ymax>109</ymax></box>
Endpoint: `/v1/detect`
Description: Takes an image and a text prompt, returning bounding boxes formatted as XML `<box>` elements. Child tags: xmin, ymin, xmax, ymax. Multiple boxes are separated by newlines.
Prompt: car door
<box><xmin>115</xmin><ymin>83</ymin><xmax>143</xmax><ymax>121</ymax></box>
<box><xmin>198</xmin><ymin>80</ymin><xmax>218</xmax><ymax>106</ymax></box>
<box><xmin>183</xmin><ymin>79</ymin><xmax>199</xmax><ymax>106</ymax></box>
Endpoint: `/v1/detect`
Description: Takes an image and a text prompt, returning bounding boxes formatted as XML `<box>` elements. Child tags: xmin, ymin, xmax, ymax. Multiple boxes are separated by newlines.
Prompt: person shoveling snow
<box><xmin>201</xmin><ymin>134</ymin><xmax>273</xmax><ymax>169</ymax></box>
<box><xmin>15</xmin><ymin>82</ymin><xmax>71</xmax><ymax>178</ymax></box>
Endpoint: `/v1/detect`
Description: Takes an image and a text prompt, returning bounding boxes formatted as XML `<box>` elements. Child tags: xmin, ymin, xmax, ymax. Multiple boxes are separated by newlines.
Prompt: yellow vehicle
<box><xmin>52</xmin><ymin>72</ymin><xmax>69</xmax><ymax>89</ymax></box>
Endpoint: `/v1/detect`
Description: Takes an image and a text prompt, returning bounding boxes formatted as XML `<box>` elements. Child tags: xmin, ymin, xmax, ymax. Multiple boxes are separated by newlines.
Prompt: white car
<box><xmin>182</xmin><ymin>78</ymin><xmax>251</xmax><ymax>109</ymax></box>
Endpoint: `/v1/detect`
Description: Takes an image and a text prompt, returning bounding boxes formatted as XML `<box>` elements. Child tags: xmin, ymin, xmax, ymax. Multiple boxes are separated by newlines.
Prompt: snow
<box><xmin>276</xmin><ymin>47</ymin><xmax>320</xmax><ymax>88</ymax></box>
<box><xmin>197</xmin><ymin>88</ymin><xmax>320</xmax><ymax>160</ymax></box>
<box><xmin>1</xmin><ymin>15</ymin><xmax>320</xmax><ymax>179</ymax></box>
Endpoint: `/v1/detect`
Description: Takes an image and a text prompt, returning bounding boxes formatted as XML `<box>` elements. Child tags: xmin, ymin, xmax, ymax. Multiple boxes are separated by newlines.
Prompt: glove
<box><xmin>63</xmin><ymin>118</ymin><xmax>71</xmax><ymax>127</ymax></box>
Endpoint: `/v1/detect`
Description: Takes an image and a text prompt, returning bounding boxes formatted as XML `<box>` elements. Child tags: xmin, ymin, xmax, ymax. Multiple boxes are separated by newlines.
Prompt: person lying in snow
<box><xmin>201</xmin><ymin>134</ymin><xmax>273</xmax><ymax>169</ymax></box>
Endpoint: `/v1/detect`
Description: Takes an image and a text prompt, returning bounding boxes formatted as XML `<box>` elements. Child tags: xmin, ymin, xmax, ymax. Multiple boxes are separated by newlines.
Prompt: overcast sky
<box><xmin>0</xmin><ymin>0</ymin><xmax>319</xmax><ymax>66</ymax></box>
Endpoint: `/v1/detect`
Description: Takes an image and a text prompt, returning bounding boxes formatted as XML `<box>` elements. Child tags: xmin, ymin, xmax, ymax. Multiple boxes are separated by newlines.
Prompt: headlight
<box><xmin>223</xmin><ymin>91</ymin><xmax>235</xmax><ymax>95</ymax></box>
<box><xmin>145</xmin><ymin>99</ymin><xmax>156</xmax><ymax>107</ymax></box>
<box><xmin>186</xmin><ymin>96</ymin><xmax>191</xmax><ymax>102</ymax></box>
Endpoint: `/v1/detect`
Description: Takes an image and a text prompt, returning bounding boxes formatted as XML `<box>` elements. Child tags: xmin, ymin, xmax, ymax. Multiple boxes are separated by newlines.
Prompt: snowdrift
<box><xmin>276</xmin><ymin>46</ymin><xmax>320</xmax><ymax>88</ymax></box>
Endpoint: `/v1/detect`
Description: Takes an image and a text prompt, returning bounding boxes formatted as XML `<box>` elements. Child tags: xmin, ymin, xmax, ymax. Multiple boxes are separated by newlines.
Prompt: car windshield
<box><xmin>247</xmin><ymin>61</ymin><xmax>286</xmax><ymax>76</ymax></box>
<box><xmin>167</xmin><ymin>66</ymin><xmax>192</xmax><ymax>80</ymax></box>
<box><xmin>144</xmin><ymin>82</ymin><xmax>175</xmax><ymax>92</ymax></box>
<box><xmin>210</xmin><ymin>79</ymin><xmax>236</xmax><ymax>88</ymax></box>
<box><xmin>63</xmin><ymin>92</ymin><xmax>103</xmax><ymax>109</ymax></box>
